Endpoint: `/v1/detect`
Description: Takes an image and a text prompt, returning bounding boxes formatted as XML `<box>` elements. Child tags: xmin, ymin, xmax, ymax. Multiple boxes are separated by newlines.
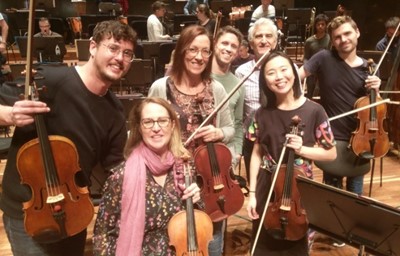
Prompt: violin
<box><xmin>350</xmin><ymin>59</ymin><xmax>390</xmax><ymax>159</ymax></box>
<box><xmin>168</xmin><ymin>157</ymin><xmax>213</xmax><ymax>255</ymax></box>
<box><xmin>263</xmin><ymin>116</ymin><xmax>308</xmax><ymax>241</ymax></box>
<box><xmin>192</xmin><ymin>95</ymin><xmax>244</xmax><ymax>222</ymax></box>
<box><xmin>16</xmin><ymin>0</ymin><xmax>93</xmax><ymax>243</ymax></box>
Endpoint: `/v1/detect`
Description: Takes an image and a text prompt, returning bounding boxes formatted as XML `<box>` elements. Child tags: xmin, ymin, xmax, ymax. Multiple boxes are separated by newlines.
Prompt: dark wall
<box><xmin>1</xmin><ymin>0</ymin><xmax>399</xmax><ymax>49</ymax></box>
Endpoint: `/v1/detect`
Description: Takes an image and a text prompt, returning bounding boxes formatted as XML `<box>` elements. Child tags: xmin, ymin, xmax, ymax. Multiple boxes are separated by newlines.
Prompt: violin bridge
<box><xmin>46</xmin><ymin>193</ymin><xmax>65</xmax><ymax>204</ymax></box>
<box><xmin>214</xmin><ymin>184</ymin><xmax>224</xmax><ymax>190</ymax></box>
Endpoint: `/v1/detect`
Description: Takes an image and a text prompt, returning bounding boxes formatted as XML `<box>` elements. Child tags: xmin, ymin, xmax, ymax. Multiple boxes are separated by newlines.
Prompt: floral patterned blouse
<box><xmin>93</xmin><ymin>162</ymin><xmax>183</xmax><ymax>255</ymax></box>
<box><xmin>166</xmin><ymin>78</ymin><xmax>216</xmax><ymax>154</ymax></box>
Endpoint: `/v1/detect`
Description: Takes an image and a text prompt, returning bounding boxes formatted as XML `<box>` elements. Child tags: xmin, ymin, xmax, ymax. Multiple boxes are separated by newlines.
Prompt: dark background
<box><xmin>0</xmin><ymin>0</ymin><xmax>399</xmax><ymax>50</ymax></box>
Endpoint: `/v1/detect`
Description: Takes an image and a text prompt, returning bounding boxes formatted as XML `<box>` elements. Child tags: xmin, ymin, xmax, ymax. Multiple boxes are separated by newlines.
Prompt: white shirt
<box><xmin>147</xmin><ymin>14</ymin><xmax>170</xmax><ymax>41</ymax></box>
<box><xmin>250</xmin><ymin>4</ymin><xmax>276</xmax><ymax>26</ymax></box>
<box><xmin>235</xmin><ymin>60</ymin><xmax>260</xmax><ymax>129</ymax></box>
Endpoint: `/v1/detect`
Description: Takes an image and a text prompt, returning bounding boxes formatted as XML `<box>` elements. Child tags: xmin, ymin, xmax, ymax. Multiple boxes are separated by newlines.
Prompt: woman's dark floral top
<box><xmin>93</xmin><ymin>162</ymin><xmax>183</xmax><ymax>255</ymax></box>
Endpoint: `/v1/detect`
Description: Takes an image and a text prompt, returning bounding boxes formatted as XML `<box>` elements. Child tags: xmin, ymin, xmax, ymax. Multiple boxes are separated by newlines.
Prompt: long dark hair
<box><xmin>259</xmin><ymin>51</ymin><xmax>302</xmax><ymax>108</ymax></box>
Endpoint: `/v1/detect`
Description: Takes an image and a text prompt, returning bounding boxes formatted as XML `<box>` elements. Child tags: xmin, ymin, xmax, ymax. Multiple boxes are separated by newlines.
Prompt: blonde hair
<box><xmin>124</xmin><ymin>97</ymin><xmax>189</xmax><ymax>159</ymax></box>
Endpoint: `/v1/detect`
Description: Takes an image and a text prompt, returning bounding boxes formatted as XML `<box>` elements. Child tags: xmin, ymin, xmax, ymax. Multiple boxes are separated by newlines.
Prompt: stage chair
<box><xmin>130</xmin><ymin>20</ymin><xmax>148</xmax><ymax>41</ymax></box>
<box><xmin>127</xmin><ymin>15</ymin><xmax>148</xmax><ymax>25</ymax></box>
<box><xmin>173</xmin><ymin>14</ymin><xmax>197</xmax><ymax>34</ymax></box>
<box><xmin>75</xmin><ymin>39</ymin><xmax>91</xmax><ymax>61</ymax></box>
<box><xmin>80</xmin><ymin>14</ymin><xmax>116</xmax><ymax>38</ymax></box>
<box><xmin>235</xmin><ymin>18</ymin><xmax>251</xmax><ymax>38</ymax></box>
<box><xmin>122</xmin><ymin>59</ymin><xmax>154</xmax><ymax>95</ymax></box>
<box><xmin>158</xmin><ymin>42</ymin><xmax>176</xmax><ymax>77</ymax></box>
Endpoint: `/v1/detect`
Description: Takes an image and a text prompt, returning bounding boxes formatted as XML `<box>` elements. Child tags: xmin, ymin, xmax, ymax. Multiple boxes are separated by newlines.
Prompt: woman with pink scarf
<box><xmin>93</xmin><ymin>97</ymin><xmax>201</xmax><ymax>255</ymax></box>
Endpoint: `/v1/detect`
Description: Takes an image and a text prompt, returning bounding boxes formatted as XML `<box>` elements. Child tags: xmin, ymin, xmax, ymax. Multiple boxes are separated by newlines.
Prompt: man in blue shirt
<box><xmin>184</xmin><ymin>0</ymin><xmax>208</xmax><ymax>15</ymax></box>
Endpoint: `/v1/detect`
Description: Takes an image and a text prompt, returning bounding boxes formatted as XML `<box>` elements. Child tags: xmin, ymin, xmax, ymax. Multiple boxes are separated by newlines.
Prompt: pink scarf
<box><xmin>116</xmin><ymin>142</ymin><xmax>175</xmax><ymax>255</ymax></box>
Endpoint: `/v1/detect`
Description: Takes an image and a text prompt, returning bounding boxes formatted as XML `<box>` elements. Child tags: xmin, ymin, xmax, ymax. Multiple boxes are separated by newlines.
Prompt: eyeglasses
<box><xmin>141</xmin><ymin>117</ymin><xmax>171</xmax><ymax>129</ymax></box>
<box><xmin>185</xmin><ymin>48</ymin><xmax>212</xmax><ymax>58</ymax></box>
<box><xmin>102</xmin><ymin>43</ymin><xmax>135</xmax><ymax>62</ymax></box>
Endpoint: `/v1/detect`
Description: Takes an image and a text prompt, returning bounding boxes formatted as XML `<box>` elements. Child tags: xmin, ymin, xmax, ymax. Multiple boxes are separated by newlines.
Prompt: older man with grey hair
<box><xmin>234</xmin><ymin>17</ymin><xmax>278</xmax><ymax>181</ymax></box>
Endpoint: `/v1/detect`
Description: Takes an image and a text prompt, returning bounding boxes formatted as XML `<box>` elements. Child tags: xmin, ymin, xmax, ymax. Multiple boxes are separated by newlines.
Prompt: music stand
<box><xmin>211</xmin><ymin>0</ymin><xmax>233</xmax><ymax>16</ymax></box>
<box><xmin>16</xmin><ymin>36</ymin><xmax>67</xmax><ymax>63</ymax></box>
<box><xmin>296</xmin><ymin>176</ymin><xmax>400</xmax><ymax>256</ymax></box>
<box><xmin>285</xmin><ymin>8</ymin><xmax>311</xmax><ymax>61</ymax></box>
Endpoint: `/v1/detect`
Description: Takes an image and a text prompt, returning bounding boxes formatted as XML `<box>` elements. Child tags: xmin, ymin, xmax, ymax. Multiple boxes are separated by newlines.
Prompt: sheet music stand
<box><xmin>285</xmin><ymin>8</ymin><xmax>311</xmax><ymax>61</ymax></box>
<box><xmin>296</xmin><ymin>176</ymin><xmax>400</xmax><ymax>256</ymax></box>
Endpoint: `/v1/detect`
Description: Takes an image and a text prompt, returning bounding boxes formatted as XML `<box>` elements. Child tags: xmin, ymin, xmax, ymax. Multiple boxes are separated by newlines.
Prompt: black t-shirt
<box><xmin>0</xmin><ymin>65</ymin><xmax>127</xmax><ymax>218</ymax></box>
<box><xmin>304</xmin><ymin>49</ymin><xmax>369</xmax><ymax>141</ymax></box>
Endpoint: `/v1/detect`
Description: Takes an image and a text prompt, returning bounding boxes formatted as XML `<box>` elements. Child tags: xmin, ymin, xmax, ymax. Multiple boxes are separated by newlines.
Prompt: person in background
<box><xmin>118</xmin><ymin>0</ymin><xmax>129</xmax><ymax>16</ymax></box>
<box><xmin>235</xmin><ymin>17</ymin><xmax>278</xmax><ymax>182</ymax></box>
<box><xmin>250</xmin><ymin>0</ymin><xmax>275</xmax><ymax>27</ymax></box>
<box><xmin>376</xmin><ymin>16</ymin><xmax>400</xmax><ymax>54</ymax></box>
<box><xmin>303</xmin><ymin>13</ymin><xmax>330</xmax><ymax>98</ymax></box>
<box><xmin>34</xmin><ymin>17</ymin><xmax>62</xmax><ymax>37</ymax></box>
<box><xmin>211</xmin><ymin>25</ymin><xmax>244</xmax><ymax>170</ymax></box>
<box><xmin>184</xmin><ymin>0</ymin><xmax>208</xmax><ymax>15</ymax></box>
<box><xmin>0</xmin><ymin>13</ymin><xmax>9</xmax><ymax>54</ymax></box>
<box><xmin>299</xmin><ymin>15</ymin><xmax>381</xmax><ymax>245</ymax></box>
<box><xmin>148</xmin><ymin>25</ymin><xmax>234</xmax><ymax>256</ymax></box>
<box><xmin>93</xmin><ymin>97</ymin><xmax>202</xmax><ymax>255</ymax></box>
<box><xmin>0</xmin><ymin>20</ymin><xmax>136</xmax><ymax>256</ymax></box>
<box><xmin>147</xmin><ymin>1</ymin><xmax>172</xmax><ymax>41</ymax></box>
<box><xmin>196</xmin><ymin>4</ymin><xmax>216</xmax><ymax>35</ymax></box>
<box><xmin>231</xmin><ymin>40</ymin><xmax>255</xmax><ymax>72</ymax></box>
<box><xmin>247</xmin><ymin>51</ymin><xmax>336</xmax><ymax>255</ymax></box>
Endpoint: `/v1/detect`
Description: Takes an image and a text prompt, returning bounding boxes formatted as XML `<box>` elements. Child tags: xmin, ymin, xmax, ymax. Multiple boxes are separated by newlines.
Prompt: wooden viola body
<box><xmin>350</xmin><ymin>91</ymin><xmax>390</xmax><ymax>159</ymax></box>
<box><xmin>17</xmin><ymin>135</ymin><xmax>94</xmax><ymax>243</ymax></box>
<box><xmin>263</xmin><ymin>164</ymin><xmax>308</xmax><ymax>241</ymax></box>
<box><xmin>168</xmin><ymin>158</ymin><xmax>213</xmax><ymax>255</ymax></box>
<box><xmin>168</xmin><ymin>209</ymin><xmax>213</xmax><ymax>255</ymax></box>
<box><xmin>194</xmin><ymin>142</ymin><xmax>244</xmax><ymax>222</ymax></box>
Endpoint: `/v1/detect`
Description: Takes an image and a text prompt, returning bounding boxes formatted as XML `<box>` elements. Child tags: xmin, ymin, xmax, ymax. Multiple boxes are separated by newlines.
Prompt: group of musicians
<box><xmin>0</xmin><ymin>0</ymin><xmax>400</xmax><ymax>255</ymax></box>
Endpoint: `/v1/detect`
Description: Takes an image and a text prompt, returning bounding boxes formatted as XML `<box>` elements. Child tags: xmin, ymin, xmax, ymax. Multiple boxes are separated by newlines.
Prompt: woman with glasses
<box><xmin>148</xmin><ymin>25</ymin><xmax>234</xmax><ymax>256</ymax></box>
<box><xmin>93</xmin><ymin>97</ymin><xmax>202</xmax><ymax>255</ymax></box>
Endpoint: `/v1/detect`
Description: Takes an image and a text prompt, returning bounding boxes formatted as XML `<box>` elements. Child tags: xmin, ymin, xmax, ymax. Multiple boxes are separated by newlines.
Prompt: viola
<box><xmin>263</xmin><ymin>116</ymin><xmax>308</xmax><ymax>241</ymax></box>
<box><xmin>168</xmin><ymin>157</ymin><xmax>213</xmax><ymax>255</ymax></box>
<box><xmin>350</xmin><ymin>59</ymin><xmax>390</xmax><ymax>159</ymax></box>
<box><xmin>16</xmin><ymin>0</ymin><xmax>94</xmax><ymax>243</ymax></box>
<box><xmin>192</xmin><ymin>95</ymin><xmax>244</xmax><ymax>222</ymax></box>
<box><xmin>194</xmin><ymin>142</ymin><xmax>244</xmax><ymax>221</ymax></box>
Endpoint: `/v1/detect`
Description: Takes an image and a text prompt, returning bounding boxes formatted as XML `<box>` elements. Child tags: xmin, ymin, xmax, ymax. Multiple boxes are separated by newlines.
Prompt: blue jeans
<box><xmin>323</xmin><ymin>172</ymin><xmax>364</xmax><ymax>195</ymax></box>
<box><xmin>3</xmin><ymin>214</ymin><xmax>86</xmax><ymax>256</ymax></box>
<box><xmin>208</xmin><ymin>220</ymin><xmax>226</xmax><ymax>256</ymax></box>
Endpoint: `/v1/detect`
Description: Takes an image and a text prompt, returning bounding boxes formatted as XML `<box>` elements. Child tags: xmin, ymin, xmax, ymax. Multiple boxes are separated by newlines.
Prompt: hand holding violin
<box><xmin>193</xmin><ymin>124</ymin><xmax>224</xmax><ymax>142</ymax></box>
<box><xmin>365</xmin><ymin>75</ymin><xmax>381</xmax><ymax>92</ymax></box>
<box><xmin>178</xmin><ymin>182</ymin><xmax>201</xmax><ymax>203</ymax></box>
<box><xmin>285</xmin><ymin>134</ymin><xmax>303</xmax><ymax>154</ymax></box>
<box><xmin>8</xmin><ymin>100</ymin><xmax>50</xmax><ymax>127</ymax></box>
